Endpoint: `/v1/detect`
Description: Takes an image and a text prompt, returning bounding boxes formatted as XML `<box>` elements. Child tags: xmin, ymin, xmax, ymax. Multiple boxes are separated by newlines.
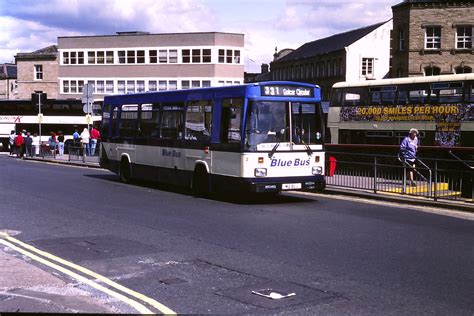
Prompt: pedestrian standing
<box><xmin>57</xmin><ymin>131</ymin><xmax>65</xmax><ymax>156</ymax></box>
<box><xmin>49</xmin><ymin>132</ymin><xmax>57</xmax><ymax>158</ymax></box>
<box><xmin>8</xmin><ymin>130</ymin><xmax>16</xmax><ymax>156</ymax></box>
<box><xmin>90</xmin><ymin>126</ymin><xmax>101</xmax><ymax>156</ymax></box>
<box><xmin>25</xmin><ymin>132</ymin><xmax>33</xmax><ymax>157</ymax></box>
<box><xmin>80</xmin><ymin>128</ymin><xmax>90</xmax><ymax>156</ymax></box>
<box><xmin>32</xmin><ymin>133</ymin><xmax>40</xmax><ymax>156</ymax></box>
<box><xmin>14</xmin><ymin>132</ymin><xmax>24</xmax><ymax>158</ymax></box>
<box><xmin>400</xmin><ymin>128</ymin><xmax>419</xmax><ymax>186</ymax></box>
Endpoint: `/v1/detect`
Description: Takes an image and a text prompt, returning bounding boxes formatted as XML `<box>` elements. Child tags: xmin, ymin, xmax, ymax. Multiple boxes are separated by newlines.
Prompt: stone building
<box><xmin>391</xmin><ymin>0</ymin><xmax>474</xmax><ymax>77</ymax></box>
<box><xmin>14</xmin><ymin>45</ymin><xmax>59</xmax><ymax>100</ymax></box>
<box><xmin>0</xmin><ymin>63</ymin><xmax>17</xmax><ymax>99</ymax></box>
<box><xmin>270</xmin><ymin>20</ymin><xmax>393</xmax><ymax>101</ymax></box>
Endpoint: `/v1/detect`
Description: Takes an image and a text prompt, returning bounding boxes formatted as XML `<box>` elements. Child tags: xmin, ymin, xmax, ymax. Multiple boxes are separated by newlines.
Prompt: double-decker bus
<box><xmin>328</xmin><ymin>73</ymin><xmax>474</xmax><ymax>149</ymax></box>
<box><xmin>0</xmin><ymin>99</ymin><xmax>101</xmax><ymax>151</ymax></box>
<box><xmin>100</xmin><ymin>81</ymin><xmax>326</xmax><ymax>195</ymax></box>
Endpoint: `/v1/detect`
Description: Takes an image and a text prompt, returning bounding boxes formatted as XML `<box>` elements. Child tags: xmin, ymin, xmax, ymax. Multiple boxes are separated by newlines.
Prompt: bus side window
<box><xmin>161</xmin><ymin>102</ymin><xmax>184</xmax><ymax>139</ymax></box>
<box><xmin>101</xmin><ymin>103</ymin><xmax>111</xmax><ymax>139</ymax></box>
<box><xmin>119</xmin><ymin>104</ymin><xmax>139</xmax><ymax>138</ymax></box>
<box><xmin>140</xmin><ymin>103</ymin><xmax>160</xmax><ymax>138</ymax></box>
<box><xmin>220</xmin><ymin>98</ymin><xmax>243</xmax><ymax>143</ymax></box>
<box><xmin>185</xmin><ymin>100</ymin><xmax>212</xmax><ymax>142</ymax></box>
<box><xmin>111</xmin><ymin>106</ymin><xmax>120</xmax><ymax>137</ymax></box>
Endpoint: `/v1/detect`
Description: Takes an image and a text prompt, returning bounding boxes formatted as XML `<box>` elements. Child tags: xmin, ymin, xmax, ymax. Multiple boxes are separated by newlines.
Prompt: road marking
<box><xmin>0</xmin><ymin>232</ymin><xmax>177</xmax><ymax>315</ymax></box>
<box><xmin>293</xmin><ymin>191</ymin><xmax>474</xmax><ymax>221</ymax></box>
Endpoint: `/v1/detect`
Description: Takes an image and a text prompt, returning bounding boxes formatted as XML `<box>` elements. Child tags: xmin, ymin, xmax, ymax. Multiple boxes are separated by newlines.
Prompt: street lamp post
<box><xmin>37</xmin><ymin>93</ymin><xmax>42</xmax><ymax>154</ymax></box>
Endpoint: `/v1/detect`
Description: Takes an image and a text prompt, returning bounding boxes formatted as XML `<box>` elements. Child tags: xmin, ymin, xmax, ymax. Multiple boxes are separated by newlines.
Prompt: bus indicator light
<box><xmin>258</xmin><ymin>157</ymin><xmax>264</xmax><ymax>164</ymax></box>
<box><xmin>315</xmin><ymin>156</ymin><xmax>320</xmax><ymax>163</ymax></box>
<box><xmin>204</xmin><ymin>146</ymin><xmax>209</xmax><ymax>154</ymax></box>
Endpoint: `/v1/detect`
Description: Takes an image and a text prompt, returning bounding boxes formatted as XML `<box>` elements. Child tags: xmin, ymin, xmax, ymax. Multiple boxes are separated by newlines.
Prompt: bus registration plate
<box><xmin>282</xmin><ymin>183</ymin><xmax>302</xmax><ymax>190</ymax></box>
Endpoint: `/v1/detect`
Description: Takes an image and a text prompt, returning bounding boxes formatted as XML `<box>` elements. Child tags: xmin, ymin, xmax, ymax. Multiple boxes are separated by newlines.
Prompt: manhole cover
<box><xmin>217</xmin><ymin>280</ymin><xmax>342</xmax><ymax>309</ymax></box>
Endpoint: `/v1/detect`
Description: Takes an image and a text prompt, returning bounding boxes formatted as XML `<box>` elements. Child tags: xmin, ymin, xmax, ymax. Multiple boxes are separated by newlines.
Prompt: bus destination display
<box><xmin>261</xmin><ymin>85</ymin><xmax>314</xmax><ymax>97</ymax></box>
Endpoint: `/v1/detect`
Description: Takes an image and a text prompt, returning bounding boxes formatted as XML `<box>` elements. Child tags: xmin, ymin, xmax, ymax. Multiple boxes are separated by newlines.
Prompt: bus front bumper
<box><xmin>240</xmin><ymin>175</ymin><xmax>326</xmax><ymax>193</ymax></box>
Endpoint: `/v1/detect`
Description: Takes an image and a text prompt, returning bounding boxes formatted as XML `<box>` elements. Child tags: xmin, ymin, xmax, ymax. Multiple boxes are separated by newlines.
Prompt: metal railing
<box><xmin>326</xmin><ymin>151</ymin><xmax>474</xmax><ymax>203</ymax></box>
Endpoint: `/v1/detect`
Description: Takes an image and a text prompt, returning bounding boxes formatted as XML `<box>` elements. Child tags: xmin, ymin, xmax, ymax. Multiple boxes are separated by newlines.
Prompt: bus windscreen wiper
<box><xmin>303</xmin><ymin>142</ymin><xmax>313</xmax><ymax>156</ymax></box>
<box><xmin>268</xmin><ymin>142</ymin><xmax>280</xmax><ymax>159</ymax></box>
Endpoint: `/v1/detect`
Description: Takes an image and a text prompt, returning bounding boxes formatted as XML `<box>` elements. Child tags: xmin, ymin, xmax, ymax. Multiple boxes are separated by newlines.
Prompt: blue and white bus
<box><xmin>100</xmin><ymin>81</ymin><xmax>326</xmax><ymax>195</ymax></box>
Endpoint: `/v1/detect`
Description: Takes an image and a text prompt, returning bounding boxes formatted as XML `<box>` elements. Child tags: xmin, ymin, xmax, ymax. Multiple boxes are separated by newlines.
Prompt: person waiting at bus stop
<box><xmin>90</xmin><ymin>126</ymin><xmax>100</xmax><ymax>156</ymax></box>
<box><xmin>80</xmin><ymin>128</ymin><xmax>90</xmax><ymax>156</ymax></box>
<box><xmin>400</xmin><ymin>128</ymin><xmax>419</xmax><ymax>186</ymax></box>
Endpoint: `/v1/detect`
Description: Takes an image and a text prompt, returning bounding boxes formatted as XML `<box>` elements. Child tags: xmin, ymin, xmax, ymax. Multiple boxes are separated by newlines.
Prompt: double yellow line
<box><xmin>0</xmin><ymin>232</ymin><xmax>176</xmax><ymax>315</ymax></box>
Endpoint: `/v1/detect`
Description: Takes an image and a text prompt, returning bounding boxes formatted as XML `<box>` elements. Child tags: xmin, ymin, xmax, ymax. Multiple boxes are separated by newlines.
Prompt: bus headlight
<box><xmin>254</xmin><ymin>168</ymin><xmax>267</xmax><ymax>177</ymax></box>
<box><xmin>312</xmin><ymin>166</ymin><xmax>323</xmax><ymax>175</ymax></box>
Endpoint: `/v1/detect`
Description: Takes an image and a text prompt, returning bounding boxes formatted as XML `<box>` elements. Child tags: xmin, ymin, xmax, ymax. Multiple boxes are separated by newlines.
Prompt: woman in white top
<box><xmin>80</xmin><ymin>128</ymin><xmax>90</xmax><ymax>156</ymax></box>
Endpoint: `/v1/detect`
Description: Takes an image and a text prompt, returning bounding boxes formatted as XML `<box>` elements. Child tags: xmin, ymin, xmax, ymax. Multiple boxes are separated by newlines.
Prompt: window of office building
<box><xmin>118</xmin><ymin>51</ymin><xmax>126</xmax><ymax>64</ymax></box>
<box><xmin>202</xmin><ymin>80</ymin><xmax>211</xmax><ymax>87</ymax></box>
<box><xmin>150</xmin><ymin>50</ymin><xmax>158</xmax><ymax>63</ymax></box>
<box><xmin>97</xmin><ymin>51</ymin><xmax>105</xmax><ymax>64</ymax></box>
<box><xmin>169</xmin><ymin>50</ymin><xmax>178</xmax><ymax>63</ymax></box>
<box><xmin>456</xmin><ymin>26</ymin><xmax>473</xmax><ymax>49</ymax></box>
<box><xmin>226</xmin><ymin>50</ymin><xmax>233</xmax><ymax>63</ymax></box>
<box><xmin>96</xmin><ymin>80</ymin><xmax>105</xmax><ymax>94</ymax></box>
<box><xmin>203</xmin><ymin>49</ymin><xmax>211</xmax><ymax>63</ymax></box>
<box><xmin>63</xmin><ymin>81</ymin><xmax>69</xmax><ymax>93</ymax></box>
<box><xmin>88</xmin><ymin>51</ymin><xmax>95</xmax><ymax>64</ymax></box>
<box><xmin>106</xmin><ymin>51</ymin><xmax>114</xmax><ymax>64</ymax></box>
<box><xmin>106</xmin><ymin>80</ymin><xmax>114</xmax><ymax>94</ymax></box>
<box><xmin>149</xmin><ymin>80</ymin><xmax>157</xmax><ymax>91</ymax></box>
<box><xmin>159</xmin><ymin>50</ymin><xmax>167</xmax><ymax>63</ymax></box>
<box><xmin>118</xmin><ymin>80</ymin><xmax>126</xmax><ymax>93</ymax></box>
<box><xmin>361</xmin><ymin>58</ymin><xmax>374</xmax><ymax>76</ymax></box>
<box><xmin>182</xmin><ymin>49</ymin><xmax>191</xmax><ymax>63</ymax></box>
<box><xmin>159</xmin><ymin>80</ymin><xmax>167</xmax><ymax>91</ymax></box>
<box><xmin>34</xmin><ymin>65</ymin><xmax>43</xmax><ymax>80</ymax></box>
<box><xmin>218</xmin><ymin>49</ymin><xmax>225</xmax><ymax>63</ymax></box>
<box><xmin>425</xmin><ymin>26</ymin><xmax>441</xmax><ymax>49</ymax></box>
<box><xmin>192</xmin><ymin>49</ymin><xmax>201</xmax><ymax>63</ymax></box>
<box><xmin>137</xmin><ymin>80</ymin><xmax>145</xmax><ymax>92</ymax></box>
<box><xmin>137</xmin><ymin>50</ymin><xmax>145</xmax><ymax>63</ymax></box>
<box><xmin>169</xmin><ymin>81</ymin><xmax>177</xmax><ymax>90</ymax></box>
<box><xmin>182</xmin><ymin>80</ymin><xmax>190</xmax><ymax>89</ymax></box>
<box><xmin>127</xmin><ymin>80</ymin><xmax>135</xmax><ymax>93</ymax></box>
<box><xmin>192</xmin><ymin>80</ymin><xmax>200</xmax><ymax>88</ymax></box>
<box><xmin>127</xmin><ymin>50</ymin><xmax>135</xmax><ymax>63</ymax></box>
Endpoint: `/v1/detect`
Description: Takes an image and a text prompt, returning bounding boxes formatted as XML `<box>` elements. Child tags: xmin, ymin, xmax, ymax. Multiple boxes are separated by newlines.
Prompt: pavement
<box><xmin>1</xmin><ymin>151</ymin><xmax>472</xmax><ymax>313</ymax></box>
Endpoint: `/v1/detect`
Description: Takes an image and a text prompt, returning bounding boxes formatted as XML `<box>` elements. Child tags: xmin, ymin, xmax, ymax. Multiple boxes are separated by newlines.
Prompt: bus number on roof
<box><xmin>261</xmin><ymin>85</ymin><xmax>314</xmax><ymax>98</ymax></box>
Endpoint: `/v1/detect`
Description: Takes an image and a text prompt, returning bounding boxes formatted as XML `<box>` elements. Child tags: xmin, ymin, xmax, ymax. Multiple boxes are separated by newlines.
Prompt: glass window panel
<box><xmin>149</xmin><ymin>80</ymin><xmax>157</xmax><ymax>91</ymax></box>
<box><xmin>118</xmin><ymin>51</ymin><xmax>126</xmax><ymax>64</ymax></box>
<box><xmin>169</xmin><ymin>50</ymin><xmax>178</xmax><ymax>63</ymax></box>
<box><xmin>202</xmin><ymin>49</ymin><xmax>211</xmax><ymax>63</ymax></box>
<box><xmin>78</xmin><ymin>80</ymin><xmax>84</xmax><ymax>93</ymax></box>
<box><xmin>219</xmin><ymin>49</ymin><xmax>225</xmax><ymax>63</ymax></box>
<box><xmin>63</xmin><ymin>52</ymin><xmax>69</xmax><ymax>64</ymax></box>
<box><xmin>159</xmin><ymin>50</ymin><xmax>167</xmax><ymax>63</ymax></box>
<box><xmin>118</xmin><ymin>80</ymin><xmax>126</xmax><ymax>94</ymax></box>
<box><xmin>106</xmin><ymin>80</ymin><xmax>114</xmax><ymax>93</ymax></box>
<box><xmin>137</xmin><ymin>80</ymin><xmax>145</xmax><ymax>92</ymax></box>
<box><xmin>181</xmin><ymin>80</ymin><xmax>190</xmax><ymax>89</ymax></box>
<box><xmin>192</xmin><ymin>80</ymin><xmax>200</xmax><ymax>88</ymax></box>
<box><xmin>127</xmin><ymin>80</ymin><xmax>135</xmax><ymax>93</ymax></box>
<box><xmin>220</xmin><ymin>98</ymin><xmax>243</xmax><ymax>143</ymax></box>
<box><xmin>161</xmin><ymin>102</ymin><xmax>184</xmax><ymax>139</ymax></box>
<box><xmin>70</xmin><ymin>80</ymin><xmax>77</xmax><ymax>93</ymax></box>
<box><xmin>106</xmin><ymin>51</ymin><xmax>114</xmax><ymax>64</ymax></box>
<box><xmin>149</xmin><ymin>50</ymin><xmax>158</xmax><ymax>63</ymax></box>
<box><xmin>137</xmin><ymin>50</ymin><xmax>145</xmax><ymax>63</ymax></box>
<box><xmin>88</xmin><ymin>51</ymin><xmax>95</xmax><ymax>64</ymax></box>
<box><xmin>185</xmin><ymin>100</ymin><xmax>212</xmax><ymax>142</ymax></box>
<box><xmin>182</xmin><ymin>49</ymin><xmax>190</xmax><ymax>63</ymax></box>
<box><xmin>234</xmin><ymin>50</ymin><xmax>240</xmax><ymax>63</ymax></box>
<box><xmin>127</xmin><ymin>50</ymin><xmax>135</xmax><ymax>63</ymax></box>
<box><xmin>169</xmin><ymin>80</ymin><xmax>177</xmax><ymax>90</ymax></box>
<box><xmin>226</xmin><ymin>49</ymin><xmax>232</xmax><ymax>63</ymax></box>
<box><xmin>159</xmin><ymin>80</ymin><xmax>167</xmax><ymax>91</ymax></box>
<box><xmin>70</xmin><ymin>52</ymin><xmax>77</xmax><ymax>64</ymax></box>
<box><xmin>96</xmin><ymin>80</ymin><xmax>105</xmax><ymax>93</ymax></box>
<box><xmin>97</xmin><ymin>51</ymin><xmax>105</xmax><ymax>64</ymax></box>
<box><xmin>78</xmin><ymin>52</ymin><xmax>84</xmax><ymax>64</ymax></box>
<box><xmin>63</xmin><ymin>80</ymin><xmax>69</xmax><ymax>93</ymax></box>
<box><xmin>192</xmin><ymin>49</ymin><xmax>201</xmax><ymax>63</ymax></box>
<box><xmin>202</xmin><ymin>80</ymin><xmax>211</xmax><ymax>87</ymax></box>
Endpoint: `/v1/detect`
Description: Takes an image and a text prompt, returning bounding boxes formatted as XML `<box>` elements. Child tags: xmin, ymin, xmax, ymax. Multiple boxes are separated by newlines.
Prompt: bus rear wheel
<box><xmin>192</xmin><ymin>167</ymin><xmax>209</xmax><ymax>197</ymax></box>
<box><xmin>120</xmin><ymin>158</ymin><xmax>131</xmax><ymax>183</ymax></box>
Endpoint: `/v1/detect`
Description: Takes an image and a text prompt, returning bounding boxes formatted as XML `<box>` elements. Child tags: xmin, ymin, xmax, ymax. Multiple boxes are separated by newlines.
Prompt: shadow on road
<box><xmin>84</xmin><ymin>173</ymin><xmax>316</xmax><ymax>205</ymax></box>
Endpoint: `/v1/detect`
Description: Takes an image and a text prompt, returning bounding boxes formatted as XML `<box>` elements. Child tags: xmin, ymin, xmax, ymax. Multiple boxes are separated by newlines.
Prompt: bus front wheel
<box><xmin>192</xmin><ymin>167</ymin><xmax>209</xmax><ymax>197</ymax></box>
<box><xmin>120</xmin><ymin>158</ymin><xmax>131</xmax><ymax>183</ymax></box>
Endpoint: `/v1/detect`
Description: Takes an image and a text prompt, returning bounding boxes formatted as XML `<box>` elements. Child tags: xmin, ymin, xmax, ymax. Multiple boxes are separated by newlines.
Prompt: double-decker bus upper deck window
<box><xmin>430</xmin><ymin>82</ymin><xmax>464</xmax><ymax>103</ymax></box>
<box><xmin>185</xmin><ymin>100</ymin><xmax>212</xmax><ymax>142</ymax></box>
<box><xmin>220</xmin><ymin>98</ymin><xmax>243</xmax><ymax>143</ymax></box>
<box><xmin>119</xmin><ymin>104</ymin><xmax>139</xmax><ymax>138</ymax></box>
<box><xmin>369</xmin><ymin>86</ymin><xmax>397</xmax><ymax>105</ymax></box>
<box><xmin>139</xmin><ymin>103</ymin><xmax>160</xmax><ymax>138</ymax></box>
<box><xmin>161</xmin><ymin>102</ymin><xmax>184</xmax><ymax>139</ymax></box>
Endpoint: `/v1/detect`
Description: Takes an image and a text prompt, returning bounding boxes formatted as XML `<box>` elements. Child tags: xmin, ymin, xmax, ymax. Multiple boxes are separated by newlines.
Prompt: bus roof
<box><xmin>104</xmin><ymin>81</ymin><xmax>320</xmax><ymax>104</ymax></box>
<box><xmin>332</xmin><ymin>73</ymin><xmax>474</xmax><ymax>89</ymax></box>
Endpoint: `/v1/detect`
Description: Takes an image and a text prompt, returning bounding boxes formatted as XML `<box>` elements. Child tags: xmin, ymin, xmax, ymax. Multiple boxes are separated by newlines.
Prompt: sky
<box><xmin>0</xmin><ymin>0</ymin><xmax>400</xmax><ymax>72</ymax></box>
